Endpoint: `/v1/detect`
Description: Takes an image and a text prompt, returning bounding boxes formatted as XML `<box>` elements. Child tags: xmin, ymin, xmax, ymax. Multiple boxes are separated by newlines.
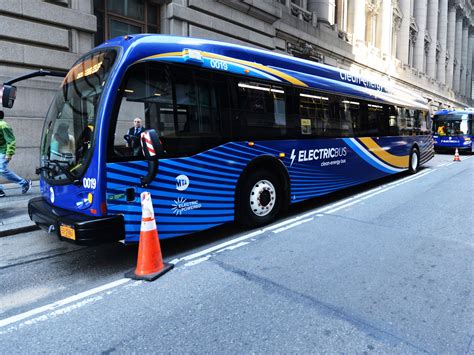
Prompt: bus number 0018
<box><xmin>210</xmin><ymin>59</ymin><xmax>228</xmax><ymax>71</ymax></box>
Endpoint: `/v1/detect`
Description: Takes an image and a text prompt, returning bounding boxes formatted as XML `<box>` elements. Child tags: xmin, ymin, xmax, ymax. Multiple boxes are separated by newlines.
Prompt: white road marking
<box><xmin>0</xmin><ymin>167</ymin><xmax>438</xmax><ymax>331</ymax></box>
<box><xmin>0</xmin><ymin>278</ymin><xmax>129</xmax><ymax>329</ymax></box>
<box><xmin>325</xmin><ymin>170</ymin><xmax>433</xmax><ymax>214</ymax></box>
<box><xmin>216</xmin><ymin>241</ymin><xmax>250</xmax><ymax>252</ymax></box>
<box><xmin>183</xmin><ymin>255</ymin><xmax>211</xmax><ymax>267</ymax></box>
<box><xmin>169</xmin><ymin>229</ymin><xmax>265</xmax><ymax>266</ymax></box>
<box><xmin>0</xmin><ymin>296</ymin><xmax>104</xmax><ymax>335</ymax></box>
<box><xmin>272</xmin><ymin>218</ymin><xmax>314</xmax><ymax>234</ymax></box>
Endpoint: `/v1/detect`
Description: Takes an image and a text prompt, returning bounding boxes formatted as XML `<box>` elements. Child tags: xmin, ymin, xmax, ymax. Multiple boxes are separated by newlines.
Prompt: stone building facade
<box><xmin>0</xmin><ymin>0</ymin><xmax>473</xmax><ymax>179</ymax></box>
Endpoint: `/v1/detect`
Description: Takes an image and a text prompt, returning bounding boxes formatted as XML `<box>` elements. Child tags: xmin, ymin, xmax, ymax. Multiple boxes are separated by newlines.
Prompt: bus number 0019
<box><xmin>83</xmin><ymin>178</ymin><xmax>97</xmax><ymax>189</ymax></box>
<box><xmin>210</xmin><ymin>59</ymin><xmax>228</xmax><ymax>71</ymax></box>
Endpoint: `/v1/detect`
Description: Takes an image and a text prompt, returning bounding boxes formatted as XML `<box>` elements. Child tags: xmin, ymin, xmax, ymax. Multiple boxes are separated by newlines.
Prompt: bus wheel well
<box><xmin>235</xmin><ymin>155</ymin><xmax>290</xmax><ymax>220</ymax></box>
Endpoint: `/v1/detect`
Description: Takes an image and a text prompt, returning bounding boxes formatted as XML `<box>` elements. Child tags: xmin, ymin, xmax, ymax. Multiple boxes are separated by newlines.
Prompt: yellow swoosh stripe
<box><xmin>358</xmin><ymin>137</ymin><xmax>408</xmax><ymax>168</ymax></box>
<box><xmin>140</xmin><ymin>51</ymin><xmax>184</xmax><ymax>60</ymax></box>
<box><xmin>139</xmin><ymin>50</ymin><xmax>308</xmax><ymax>87</ymax></box>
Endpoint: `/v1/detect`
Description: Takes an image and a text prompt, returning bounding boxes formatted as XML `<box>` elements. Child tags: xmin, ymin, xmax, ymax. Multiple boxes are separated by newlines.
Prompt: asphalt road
<box><xmin>0</xmin><ymin>153</ymin><xmax>472</xmax><ymax>353</ymax></box>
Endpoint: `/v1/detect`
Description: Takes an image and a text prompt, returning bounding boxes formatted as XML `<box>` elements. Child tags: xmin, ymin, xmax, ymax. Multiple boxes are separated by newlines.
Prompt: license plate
<box><xmin>60</xmin><ymin>225</ymin><xmax>76</xmax><ymax>241</ymax></box>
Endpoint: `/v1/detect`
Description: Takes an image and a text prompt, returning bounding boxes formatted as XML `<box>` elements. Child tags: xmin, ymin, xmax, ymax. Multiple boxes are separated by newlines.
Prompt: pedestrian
<box><xmin>0</xmin><ymin>110</ymin><xmax>32</xmax><ymax>197</ymax></box>
<box><xmin>124</xmin><ymin>117</ymin><xmax>145</xmax><ymax>156</ymax></box>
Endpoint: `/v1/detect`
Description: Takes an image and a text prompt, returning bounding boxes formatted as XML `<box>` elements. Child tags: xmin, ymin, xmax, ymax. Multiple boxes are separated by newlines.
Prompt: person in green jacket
<box><xmin>0</xmin><ymin>111</ymin><xmax>31</xmax><ymax>197</ymax></box>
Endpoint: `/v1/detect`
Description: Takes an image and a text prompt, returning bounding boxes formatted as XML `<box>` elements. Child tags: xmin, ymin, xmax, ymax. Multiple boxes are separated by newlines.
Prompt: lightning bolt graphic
<box><xmin>290</xmin><ymin>149</ymin><xmax>296</xmax><ymax>167</ymax></box>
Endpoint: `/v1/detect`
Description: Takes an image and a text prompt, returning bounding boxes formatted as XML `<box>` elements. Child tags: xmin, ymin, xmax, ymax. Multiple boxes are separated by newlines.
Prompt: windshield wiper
<box><xmin>48</xmin><ymin>160</ymin><xmax>81</xmax><ymax>183</ymax></box>
<box><xmin>37</xmin><ymin>160</ymin><xmax>81</xmax><ymax>185</ymax></box>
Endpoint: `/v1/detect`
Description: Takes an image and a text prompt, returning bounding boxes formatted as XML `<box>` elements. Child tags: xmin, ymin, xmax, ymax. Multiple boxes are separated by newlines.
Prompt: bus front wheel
<box><xmin>408</xmin><ymin>147</ymin><xmax>420</xmax><ymax>174</ymax></box>
<box><xmin>238</xmin><ymin>170</ymin><xmax>281</xmax><ymax>227</ymax></box>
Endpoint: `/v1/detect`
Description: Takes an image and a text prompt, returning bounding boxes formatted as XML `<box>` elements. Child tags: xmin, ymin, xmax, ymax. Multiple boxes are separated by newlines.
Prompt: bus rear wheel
<box><xmin>408</xmin><ymin>147</ymin><xmax>420</xmax><ymax>174</ymax></box>
<box><xmin>238</xmin><ymin>170</ymin><xmax>281</xmax><ymax>227</ymax></box>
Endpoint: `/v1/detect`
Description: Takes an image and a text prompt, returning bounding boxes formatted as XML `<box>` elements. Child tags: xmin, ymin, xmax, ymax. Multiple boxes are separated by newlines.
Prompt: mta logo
<box><xmin>176</xmin><ymin>174</ymin><xmax>190</xmax><ymax>191</ymax></box>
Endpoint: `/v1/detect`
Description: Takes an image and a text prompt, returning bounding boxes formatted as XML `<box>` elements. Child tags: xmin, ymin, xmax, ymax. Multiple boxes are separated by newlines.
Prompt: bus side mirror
<box><xmin>1</xmin><ymin>84</ymin><xmax>17</xmax><ymax>108</ymax></box>
<box><xmin>139</xmin><ymin>129</ymin><xmax>165</xmax><ymax>187</ymax></box>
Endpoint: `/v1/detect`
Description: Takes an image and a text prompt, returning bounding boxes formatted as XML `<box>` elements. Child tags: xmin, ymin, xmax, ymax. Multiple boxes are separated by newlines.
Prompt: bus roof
<box><xmin>96</xmin><ymin>34</ymin><xmax>429</xmax><ymax>110</ymax></box>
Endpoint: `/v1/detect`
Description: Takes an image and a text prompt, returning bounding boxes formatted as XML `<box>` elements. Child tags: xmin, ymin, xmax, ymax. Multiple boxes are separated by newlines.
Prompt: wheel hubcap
<box><xmin>249</xmin><ymin>179</ymin><xmax>276</xmax><ymax>217</ymax></box>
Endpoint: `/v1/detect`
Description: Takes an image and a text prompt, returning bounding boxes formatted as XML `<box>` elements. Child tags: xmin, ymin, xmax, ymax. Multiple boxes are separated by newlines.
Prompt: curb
<box><xmin>0</xmin><ymin>224</ymin><xmax>40</xmax><ymax>238</ymax></box>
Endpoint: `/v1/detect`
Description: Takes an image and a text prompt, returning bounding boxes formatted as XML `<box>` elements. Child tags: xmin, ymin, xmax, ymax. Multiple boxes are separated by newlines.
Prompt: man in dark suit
<box><xmin>124</xmin><ymin>117</ymin><xmax>145</xmax><ymax>156</ymax></box>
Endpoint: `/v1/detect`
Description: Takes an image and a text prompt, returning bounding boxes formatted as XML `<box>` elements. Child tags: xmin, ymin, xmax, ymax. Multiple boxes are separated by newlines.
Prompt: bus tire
<box><xmin>237</xmin><ymin>170</ymin><xmax>281</xmax><ymax>227</ymax></box>
<box><xmin>408</xmin><ymin>147</ymin><xmax>420</xmax><ymax>174</ymax></box>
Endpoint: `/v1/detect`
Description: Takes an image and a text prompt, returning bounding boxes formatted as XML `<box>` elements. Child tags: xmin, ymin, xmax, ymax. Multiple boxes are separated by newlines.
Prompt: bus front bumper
<box><xmin>28</xmin><ymin>197</ymin><xmax>125</xmax><ymax>245</ymax></box>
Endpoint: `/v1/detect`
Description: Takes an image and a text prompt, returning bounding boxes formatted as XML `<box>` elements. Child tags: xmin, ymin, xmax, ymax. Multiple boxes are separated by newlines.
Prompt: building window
<box><xmin>435</xmin><ymin>41</ymin><xmax>441</xmax><ymax>80</ymax></box>
<box><xmin>408</xmin><ymin>19</ymin><xmax>418</xmax><ymax>67</ymax></box>
<box><xmin>423</xmin><ymin>42</ymin><xmax>429</xmax><ymax>74</ymax></box>
<box><xmin>94</xmin><ymin>0</ymin><xmax>160</xmax><ymax>46</ymax></box>
<box><xmin>335</xmin><ymin>0</ymin><xmax>348</xmax><ymax>33</ymax></box>
<box><xmin>365</xmin><ymin>1</ymin><xmax>379</xmax><ymax>47</ymax></box>
<box><xmin>392</xmin><ymin>4</ymin><xmax>402</xmax><ymax>58</ymax></box>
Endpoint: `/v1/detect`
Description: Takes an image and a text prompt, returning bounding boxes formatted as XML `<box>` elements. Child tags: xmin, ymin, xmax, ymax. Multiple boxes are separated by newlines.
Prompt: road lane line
<box><xmin>325</xmin><ymin>170</ymin><xmax>433</xmax><ymax>214</ymax></box>
<box><xmin>0</xmin><ymin>278</ymin><xmax>130</xmax><ymax>329</ymax></box>
<box><xmin>169</xmin><ymin>229</ymin><xmax>266</xmax><ymax>265</ymax></box>
<box><xmin>272</xmin><ymin>218</ymin><xmax>314</xmax><ymax>234</ymax></box>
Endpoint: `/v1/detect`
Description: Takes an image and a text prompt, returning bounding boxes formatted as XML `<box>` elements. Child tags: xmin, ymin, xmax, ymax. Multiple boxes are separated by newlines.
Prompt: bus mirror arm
<box><xmin>140</xmin><ymin>160</ymin><xmax>158</xmax><ymax>187</ymax></box>
<box><xmin>139</xmin><ymin>129</ymin><xmax>164</xmax><ymax>187</ymax></box>
<box><xmin>2</xmin><ymin>69</ymin><xmax>66</xmax><ymax>108</ymax></box>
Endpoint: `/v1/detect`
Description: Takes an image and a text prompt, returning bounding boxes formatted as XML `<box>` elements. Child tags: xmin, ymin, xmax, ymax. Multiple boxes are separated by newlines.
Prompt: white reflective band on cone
<box><xmin>140</xmin><ymin>191</ymin><xmax>155</xmax><ymax>219</ymax></box>
<box><xmin>141</xmin><ymin>219</ymin><xmax>157</xmax><ymax>232</ymax></box>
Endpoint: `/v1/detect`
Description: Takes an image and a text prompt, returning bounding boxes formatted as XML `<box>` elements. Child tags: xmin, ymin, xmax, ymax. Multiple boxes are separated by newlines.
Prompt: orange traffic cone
<box><xmin>453</xmin><ymin>148</ymin><xmax>461</xmax><ymax>162</ymax></box>
<box><xmin>125</xmin><ymin>191</ymin><xmax>173</xmax><ymax>281</ymax></box>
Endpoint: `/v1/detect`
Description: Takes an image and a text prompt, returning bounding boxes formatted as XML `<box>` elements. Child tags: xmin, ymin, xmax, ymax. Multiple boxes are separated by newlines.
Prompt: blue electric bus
<box><xmin>26</xmin><ymin>35</ymin><xmax>434</xmax><ymax>244</ymax></box>
<box><xmin>432</xmin><ymin>109</ymin><xmax>473</xmax><ymax>153</ymax></box>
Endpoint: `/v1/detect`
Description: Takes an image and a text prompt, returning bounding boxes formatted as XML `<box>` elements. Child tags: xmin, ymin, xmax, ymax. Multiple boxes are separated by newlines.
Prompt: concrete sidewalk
<box><xmin>0</xmin><ymin>181</ymin><xmax>41</xmax><ymax>237</ymax></box>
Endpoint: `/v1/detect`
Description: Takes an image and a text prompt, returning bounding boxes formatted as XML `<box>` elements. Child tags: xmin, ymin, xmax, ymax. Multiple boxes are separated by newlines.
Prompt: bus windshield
<box><xmin>433</xmin><ymin>114</ymin><xmax>471</xmax><ymax>136</ymax></box>
<box><xmin>40</xmin><ymin>50</ymin><xmax>117</xmax><ymax>182</ymax></box>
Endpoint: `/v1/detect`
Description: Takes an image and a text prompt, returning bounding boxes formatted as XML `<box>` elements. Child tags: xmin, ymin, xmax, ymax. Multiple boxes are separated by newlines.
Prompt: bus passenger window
<box><xmin>338</xmin><ymin>99</ymin><xmax>358</xmax><ymax>137</ymax></box>
<box><xmin>396</xmin><ymin>107</ymin><xmax>409</xmax><ymax>136</ymax></box>
<box><xmin>237</xmin><ymin>81</ymin><xmax>286</xmax><ymax>139</ymax></box>
<box><xmin>109</xmin><ymin>63</ymin><xmax>230</xmax><ymax>160</ymax></box>
<box><xmin>298</xmin><ymin>91</ymin><xmax>331</xmax><ymax>137</ymax></box>
<box><xmin>174</xmin><ymin>69</ymin><xmax>220</xmax><ymax>136</ymax></box>
<box><xmin>109</xmin><ymin>63</ymin><xmax>173</xmax><ymax>160</ymax></box>
<box><xmin>387</xmin><ymin>105</ymin><xmax>399</xmax><ymax>136</ymax></box>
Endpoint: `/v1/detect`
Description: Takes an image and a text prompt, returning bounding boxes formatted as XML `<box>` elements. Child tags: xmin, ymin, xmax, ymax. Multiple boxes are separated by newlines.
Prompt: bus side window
<box><xmin>170</xmin><ymin>67</ymin><xmax>225</xmax><ymax>155</ymax></box>
<box><xmin>387</xmin><ymin>105</ymin><xmax>399</xmax><ymax>136</ymax></box>
<box><xmin>109</xmin><ymin>63</ymin><xmax>174</xmax><ymax>160</ymax></box>
<box><xmin>297</xmin><ymin>90</ymin><xmax>333</xmax><ymax>137</ymax></box>
<box><xmin>396</xmin><ymin>106</ymin><xmax>408</xmax><ymax>136</ymax></box>
<box><xmin>413</xmin><ymin>110</ymin><xmax>421</xmax><ymax>134</ymax></box>
<box><xmin>236</xmin><ymin>81</ymin><xmax>286</xmax><ymax>140</ymax></box>
<box><xmin>338</xmin><ymin>98</ymin><xmax>358</xmax><ymax>137</ymax></box>
<box><xmin>467</xmin><ymin>114</ymin><xmax>474</xmax><ymax>136</ymax></box>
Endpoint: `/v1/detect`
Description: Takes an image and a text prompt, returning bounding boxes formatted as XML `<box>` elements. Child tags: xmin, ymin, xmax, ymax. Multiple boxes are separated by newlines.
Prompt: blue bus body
<box><xmin>432</xmin><ymin>109</ymin><xmax>473</xmax><ymax>153</ymax></box>
<box><xmin>29</xmin><ymin>35</ymin><xmax>434</xmax><ymax>244</ymax></box>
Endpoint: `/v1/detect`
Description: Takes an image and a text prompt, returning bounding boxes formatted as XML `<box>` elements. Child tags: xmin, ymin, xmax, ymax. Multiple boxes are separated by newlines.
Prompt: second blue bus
<box><xmin>432</xmin><ymin>109</ymin><xmax>473</xmax><ymax>153</ymax></box>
